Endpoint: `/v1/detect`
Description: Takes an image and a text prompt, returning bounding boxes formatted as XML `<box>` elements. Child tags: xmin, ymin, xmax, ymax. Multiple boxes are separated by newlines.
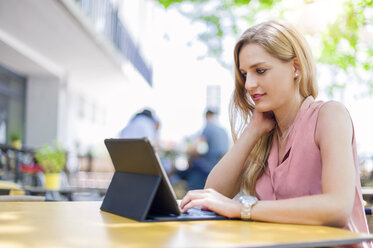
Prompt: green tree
<box><xmin>155</xmin><ymin>0</ymin><xmax>373</xmax><ymax>95</ymax></box>
<box><xmin>319</xmin><ymin>0</ymin><xmax>373</xmax><ymax>95</ymax></box>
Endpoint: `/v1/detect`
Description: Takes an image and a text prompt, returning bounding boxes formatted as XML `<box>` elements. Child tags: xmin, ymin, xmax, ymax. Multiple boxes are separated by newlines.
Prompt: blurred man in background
<box><xmin>184</xmin><ymin>109</ymin><xmax>229</xmax><ymax>190</ymax></box>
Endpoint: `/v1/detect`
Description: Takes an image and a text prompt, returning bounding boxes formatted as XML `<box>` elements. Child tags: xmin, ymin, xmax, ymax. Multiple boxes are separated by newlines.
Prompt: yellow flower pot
<box><xmin>44</xmin><ymin>173</ymin><xmax>61</xmax><ymax>190</ymax></box>
<box><xmin>11</xmin><ymin>140</ymin><xmax>22</xmax><ymax>150</ymax></box>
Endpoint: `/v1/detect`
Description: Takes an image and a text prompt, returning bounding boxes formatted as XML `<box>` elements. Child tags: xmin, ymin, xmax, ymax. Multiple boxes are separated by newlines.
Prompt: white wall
<box><xmin>25</xmin><ymin>75</ymin><xmax>60</xmax><ymax>147</ymax></box>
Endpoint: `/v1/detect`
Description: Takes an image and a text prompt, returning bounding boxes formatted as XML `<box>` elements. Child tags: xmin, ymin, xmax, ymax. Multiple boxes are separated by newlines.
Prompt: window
<box><xmin>0</xmin><ymin>65</ymin><xmax>26</xmax><ymax>145</ymax></box>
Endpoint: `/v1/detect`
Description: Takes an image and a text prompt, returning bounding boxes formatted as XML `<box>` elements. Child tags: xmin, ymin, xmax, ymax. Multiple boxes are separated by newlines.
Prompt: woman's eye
<box><xmin>256</xmin><ymin>68</ymin><xmax>267</xmax><ymax>74</ymax></box>
<box><xmin>241</xmin><ymin>72</ymin><xmax>247</xmax><ymax>79</ymax></box>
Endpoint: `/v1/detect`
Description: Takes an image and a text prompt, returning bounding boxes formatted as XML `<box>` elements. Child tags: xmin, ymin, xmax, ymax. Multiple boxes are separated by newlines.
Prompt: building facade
<box><xmin>0</xmin><ymin>0</ymin><xmax>154</xmax><ymax>157</ymax></box>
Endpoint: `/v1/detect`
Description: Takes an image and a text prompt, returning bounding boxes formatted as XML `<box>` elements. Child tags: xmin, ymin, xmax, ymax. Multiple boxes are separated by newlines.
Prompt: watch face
<box><xmin>239</xmin><ymin>196</ymin><xmax>258</xmax><ymax>206</ymax></box>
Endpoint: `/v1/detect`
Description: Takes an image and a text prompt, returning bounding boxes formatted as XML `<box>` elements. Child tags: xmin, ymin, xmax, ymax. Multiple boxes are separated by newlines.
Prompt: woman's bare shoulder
<box><xmin>315</xmin><ymin>100</ymin><xmax>353</xmax><ymax>145</ymax></box>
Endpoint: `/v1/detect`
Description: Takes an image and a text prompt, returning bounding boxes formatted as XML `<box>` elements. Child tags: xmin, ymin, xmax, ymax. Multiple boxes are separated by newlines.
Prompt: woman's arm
<box><xmin>181</xmin><ymin>102</ymin><xmax>356</xmax><ymax>227</ymax></box>
<box><xmin>205</xmin><ymin>111</ymin><xmax>275</xmax><ymax>198</ymax></box>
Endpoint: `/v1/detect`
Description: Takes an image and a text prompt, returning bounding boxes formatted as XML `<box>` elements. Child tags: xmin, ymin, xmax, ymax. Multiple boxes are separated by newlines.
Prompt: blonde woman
<box><xmin>180</xmin><ymin>20</ymin><xmax>370</xmax><ymax>240</ymax></box>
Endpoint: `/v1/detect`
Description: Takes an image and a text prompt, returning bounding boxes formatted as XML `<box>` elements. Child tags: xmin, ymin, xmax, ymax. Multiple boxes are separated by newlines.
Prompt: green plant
<box><xmin>10</xmin><ymin>132</ymin><xmax>22</xmax><ymax>142</ymax></box>
<box><xmin>35</xmin><ymin>142</ymin><xmax>67</xmax><ymax>173</ymax></box>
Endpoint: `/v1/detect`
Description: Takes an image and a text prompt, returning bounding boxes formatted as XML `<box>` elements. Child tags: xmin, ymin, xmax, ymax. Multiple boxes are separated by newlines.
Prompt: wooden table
<box><xmin>0</xmin><ymin>201</ymin><xmax>372</xmax><ymax>248</ymax></box>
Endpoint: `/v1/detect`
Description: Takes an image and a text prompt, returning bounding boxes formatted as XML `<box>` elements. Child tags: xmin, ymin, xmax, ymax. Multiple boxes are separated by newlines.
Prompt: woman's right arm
<box><xmin>205</xmin><ymin>111</ymin><xmax>275</xmax><ymax>198</ymax></box>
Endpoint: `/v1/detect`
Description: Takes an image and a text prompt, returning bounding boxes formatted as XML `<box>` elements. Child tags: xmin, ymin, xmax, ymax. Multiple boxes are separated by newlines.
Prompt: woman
<box><xmin>180</xmin><ymin>20</ymin><xmax>370</xmax><ymax>239</ymax></box>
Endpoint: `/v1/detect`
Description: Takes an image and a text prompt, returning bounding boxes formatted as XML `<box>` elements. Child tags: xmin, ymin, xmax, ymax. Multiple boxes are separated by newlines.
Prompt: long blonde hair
<box><xmin>230</xmin><ymin>20</ymin><xmax>318</xmax><ymax>195</ymax></box>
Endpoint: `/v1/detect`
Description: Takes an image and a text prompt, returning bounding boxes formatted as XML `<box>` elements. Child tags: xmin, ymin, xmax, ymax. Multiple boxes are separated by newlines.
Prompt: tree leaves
<box><xmin>154</xmin><ymin>0</ymin><xmax>373</xmax><ymax>95</ymax></box>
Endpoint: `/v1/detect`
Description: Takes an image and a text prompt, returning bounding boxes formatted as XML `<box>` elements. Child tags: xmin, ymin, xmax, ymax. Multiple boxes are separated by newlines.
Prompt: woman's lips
<box><xmin>251</xmin><ymin>93</ymin><xmax>265</xmax><ymax>102</ymax></box>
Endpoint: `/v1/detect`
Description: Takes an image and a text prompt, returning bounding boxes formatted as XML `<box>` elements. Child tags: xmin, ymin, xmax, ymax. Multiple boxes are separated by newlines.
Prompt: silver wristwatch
<box><xmin>239</xmin><ymin>195</ymin><xmax>258</xmax><ymax>220</ymax></box>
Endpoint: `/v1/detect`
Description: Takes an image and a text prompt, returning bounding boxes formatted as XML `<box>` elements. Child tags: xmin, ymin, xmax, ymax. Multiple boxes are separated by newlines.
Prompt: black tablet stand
<box><xmin>100</xmin><ymin>171</ymin><xmax>161</xmax><ymax>221</ymax></box>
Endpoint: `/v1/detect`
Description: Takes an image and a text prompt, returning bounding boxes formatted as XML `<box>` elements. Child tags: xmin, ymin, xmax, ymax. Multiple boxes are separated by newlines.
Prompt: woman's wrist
<box><xmin>230</xmin><ymin>200</ymin><xmax>242</xmax><ymax>219</ymax></box>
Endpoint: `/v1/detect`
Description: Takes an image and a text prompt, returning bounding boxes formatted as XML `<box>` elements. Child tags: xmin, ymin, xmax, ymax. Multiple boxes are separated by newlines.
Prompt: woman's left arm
<box><xmin>313</xmin><ymin>101</ymin><xmax>355</xmax><ymax>225</ymax></box>
<box><xmin>180</xmin><ymin>102</ymin><xmax>356</xmax><ymax>227</ymax></box>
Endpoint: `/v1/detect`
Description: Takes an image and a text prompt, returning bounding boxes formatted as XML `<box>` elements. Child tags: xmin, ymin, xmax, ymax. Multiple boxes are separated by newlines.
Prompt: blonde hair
<box><xmin>230</xmin><ymin>20</ymin><xmax>318</xmax><ymax>195</ymax></box>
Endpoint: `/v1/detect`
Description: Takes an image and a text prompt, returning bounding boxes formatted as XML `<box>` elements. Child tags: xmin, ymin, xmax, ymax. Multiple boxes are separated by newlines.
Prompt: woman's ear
<box><xmin>293</xmin><ymin>57</ymin><xmax>301</xmax><ymax>77</ymax></box>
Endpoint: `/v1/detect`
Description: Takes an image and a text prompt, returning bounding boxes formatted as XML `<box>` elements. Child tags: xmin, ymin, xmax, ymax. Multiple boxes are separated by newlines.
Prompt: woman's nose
<box><xmin>245</xmin><ymin>76</ymin><xmax>258</xmax><ymax>92</ymax></box>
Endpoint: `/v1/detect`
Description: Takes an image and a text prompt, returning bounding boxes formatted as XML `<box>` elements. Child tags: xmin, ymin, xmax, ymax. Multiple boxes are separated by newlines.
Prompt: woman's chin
<box><xmin>254</xmin><ymin>104</ymin><xmax>271</xmax><ymax>113</ymax></box>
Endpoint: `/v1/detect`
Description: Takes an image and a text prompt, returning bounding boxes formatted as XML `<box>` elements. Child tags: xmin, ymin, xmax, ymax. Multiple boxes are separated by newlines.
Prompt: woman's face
<box><xmin>238</xmin><ymin>43</ymin><xmax>298</xmax><ymax>113</ymax></box>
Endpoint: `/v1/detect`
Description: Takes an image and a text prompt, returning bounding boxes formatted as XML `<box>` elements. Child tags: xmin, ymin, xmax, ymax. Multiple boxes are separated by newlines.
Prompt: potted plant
<box><xmin>35</xmin><ymin>142</ymin><xmax>67</xmax><ymax>190</ymax></box>
<box><xmin>10</xmin><ymin>132</ymin><xmax>22</xmax><ymax>149</ymax></box>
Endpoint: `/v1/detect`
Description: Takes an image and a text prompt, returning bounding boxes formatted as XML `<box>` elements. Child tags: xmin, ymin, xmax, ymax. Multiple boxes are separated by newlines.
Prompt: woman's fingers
<box><xmin>179</xmin><ymin>189</ymin><xmax>209</xmax><ymax>209</ymax></box>
<box><xmin>250</xmin><ymin>110</ymin><xmax>276</xmax><ymax>134</ymax></box>
<box><xmin>181</xmin><ymin>198</ymin><xmax>208</xmax><ymax>213</ymax></box>
<box><xmin>179</xmin><ymin>189</ymin><xmax>241</xmax><ymax>218</ymax></box>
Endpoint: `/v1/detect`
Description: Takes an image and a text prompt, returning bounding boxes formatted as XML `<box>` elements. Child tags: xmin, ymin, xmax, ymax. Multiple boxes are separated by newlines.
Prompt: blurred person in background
<box><xmin>119</xmin><ymin>108</ymin><xmax>160</xmax><ymax>145</ymax></box>
<box><xmin>180</xmin><ymin>20</ymin><xmax>370</xmax><ymax>243</ymax></box>
<box><xmin>183</xmin><ymin>109</ymin><xmax>229</xmax><ymax>190</ymax></box>
<box><xmin>119</xmin><ymin>108</ymin><xmax>173</xmax><ymax>176</ymax></box>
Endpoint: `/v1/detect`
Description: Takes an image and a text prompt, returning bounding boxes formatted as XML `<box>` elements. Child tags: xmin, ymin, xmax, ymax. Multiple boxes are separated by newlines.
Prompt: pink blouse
<box><xmin>255</xmin><ymin>96</ymin><xmax>370</xmax><ymax>246</ymax></box>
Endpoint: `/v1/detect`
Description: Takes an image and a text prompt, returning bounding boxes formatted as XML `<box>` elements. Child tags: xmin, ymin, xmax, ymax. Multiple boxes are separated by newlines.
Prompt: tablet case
<box><xmin>100</xmin><ymin>171</ymin><xmax>161</xmax><ymax>221</ymax></box>
<box><xmin>100</xmin><ymin>138</ymin><xmax>180</xmax><ymax>221</ymax></box>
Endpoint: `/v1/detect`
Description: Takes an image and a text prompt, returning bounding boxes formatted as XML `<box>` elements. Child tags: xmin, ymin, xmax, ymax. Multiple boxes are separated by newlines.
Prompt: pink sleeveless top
<box><xmin>255</xmin><ymin>96</ymin><xmax>370</xmax><ymax>243</ymax></box>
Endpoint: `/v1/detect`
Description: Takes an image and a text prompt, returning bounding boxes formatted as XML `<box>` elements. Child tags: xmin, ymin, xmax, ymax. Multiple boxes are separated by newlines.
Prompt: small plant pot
<box><xmin>44</xmin><ymin>173</ymin><xmax>61</xmax><ymax>190</ymax></box>
<box><xmin>11</xmin><ymin>140</ymin><xmax>22</xmax><ymax>150</ymax></box>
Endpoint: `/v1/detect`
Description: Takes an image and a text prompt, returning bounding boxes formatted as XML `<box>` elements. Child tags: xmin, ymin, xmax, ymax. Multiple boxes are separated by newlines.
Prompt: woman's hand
<box><xmin>246</xmin><ymin>110</ymin><xmax>276</xmax><ymax>137</ymax></box>
<box><xmin>179</xmin><ymin>188</ymin><xmax>241</xmax><ymax>219</ymax></box>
